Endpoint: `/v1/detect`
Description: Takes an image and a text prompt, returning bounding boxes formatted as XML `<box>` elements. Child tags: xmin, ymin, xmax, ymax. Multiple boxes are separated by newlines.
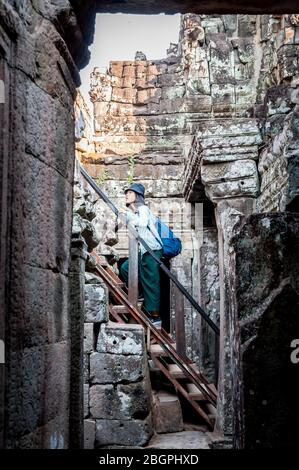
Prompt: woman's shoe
<box><xmin>150</xmin><ymin>316</ymin><xmax>162</xmax><ymax>328</ymax></box>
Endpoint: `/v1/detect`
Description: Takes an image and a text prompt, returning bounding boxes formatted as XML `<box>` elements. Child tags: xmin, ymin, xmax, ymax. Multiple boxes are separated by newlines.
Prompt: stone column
<box><xmin>229</xmin><ymin>213</ymin><xmax>299</xmax><ymax>448</ymax></box>
<box><xmin>214</xmin><ymin>198</ymin><xmax>255</xmax><ymax>440</ymax></box>
<box><xmin>69</xmin><ymin>234</ymin><xmax>88</xmax><ymax>448</ymax></box>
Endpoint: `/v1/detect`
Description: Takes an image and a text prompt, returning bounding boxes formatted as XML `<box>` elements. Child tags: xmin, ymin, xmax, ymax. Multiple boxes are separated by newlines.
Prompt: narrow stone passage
<box><xmin>0</xmin><ymin>2</ymin><xmax>298</xmax><ymax>450</ymax></box>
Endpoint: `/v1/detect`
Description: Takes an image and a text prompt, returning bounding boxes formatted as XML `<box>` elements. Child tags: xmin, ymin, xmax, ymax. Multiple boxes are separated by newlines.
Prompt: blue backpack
<box><xmin>153</xmin><ymin>218</ymin><xmax>182</xmax><ymax>259</ymax></box>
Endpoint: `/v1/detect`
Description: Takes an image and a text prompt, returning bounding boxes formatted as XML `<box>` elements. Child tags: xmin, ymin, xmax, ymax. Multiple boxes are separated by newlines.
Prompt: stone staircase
<box><xmin>83</xmin><ymin>254</ymin><xmax>218</xmax><ymax>449</ymax></box>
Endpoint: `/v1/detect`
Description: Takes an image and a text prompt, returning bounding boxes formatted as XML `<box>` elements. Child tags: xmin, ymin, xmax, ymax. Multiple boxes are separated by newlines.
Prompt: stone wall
<box><xmin>229</xmin><ymin>213</ymin><xmax>299</xmax><ymax>448</ymax></box>
<box><xmin>73</xmin><ymin>163</ymin><xmax>153</xmax><ymax>449</ymax></box>
<box><xmin>0</xmin><ymin>0</ymin><xmax>85</xmax><ymax>449</ymax></box>
<box><xmin>181</xmin><ymin>13</ymin><xmax>299</xmax><ymax>446</ymax></box>
<box><xmin>254</xmin><ymin>15</ymin><xmax>299</xmax><ymax>212</ymax></box>
<box><xmin>1</xmin><ymin>0</ymin><xmax>298</xmax><ymax>450</ymax></box>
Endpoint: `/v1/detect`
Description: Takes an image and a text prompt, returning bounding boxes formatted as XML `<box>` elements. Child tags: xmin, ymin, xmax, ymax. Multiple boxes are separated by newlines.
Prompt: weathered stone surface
<box><xmin>84</xmin><ymin>323</ymin><xmax>94</xmax><ymax>353</ymax></box>
<box><xmin>84</xmin><ymin>384</ymin><xmax>89</xmax><ymax>418</ymax></box>
<box><xmin>232</xmin><ymin>213</ymin><xmax>299</xmax><ymax>320</ymax></box>
<box><xmin>96</xmin><ymin>323</ymin><xmax>145</xmax><ymax>355</ymax></box>
<box><xmin>146</xmin><ymin>431</ymin><xmax>211</xmax><ymax>449</ymax></box>
<box><xmin>73</xmin><ymin>213</ymin><xmax>100</xmax><ymax>252</ymax></box>
<box><xmin>8</xmin><ymin>264</ymin><xmax>69</xmax><ymax>349</ymax></box>
<box><xmin>4</xmin><ymin>3</ymin><xmax>299</xmax><ymax>452</ymax></box>
<box><xmin>90</xmin><ymin>381</ymin><xmax>151</xmax><ymax>420</ymax></box>
<box><xmin>13</xmin><ymin>151</ymin><xmax>72</xmax><ymax>274</ymax></box>
<box><xmin>152</xmin><ymin>392</ymin><xmax>184</xmax><ymax>433</ymax></box>
<box><xmin>201</xmin><ymin>160</ymin><xmax>257</xmax><ymax>184</ymax></box>
<box><xmin>83</xmin><ymin>354</ymin><xmax>90</xmax><ymax>384</ymax></box>
<box><xmin>0</xmin><ymin>0</ymin><xmax>87</xmax><ymax>446</ymax></box>
<box><xmin>95</xmin><ymin>414</ymin><xmax>153</xmax><ymax>448</ymax></box>
<box><xmin>90</xmin><ymin>352</ymin><xmax>146</xmax><ymax>384</ymax></box>
<box><xmin>84</xmin><ymin>420</ymin><xmax>96</xmax><ymax>449</ymax></box>
<box><xmin>5</xmin><ymin>343</ymin><xmax>70</xmax><ymax>446</ymax></box>
<box><xmin>230</xmin><ymin>213</ymin><xmax>299</xmax><ymax>448</ymax></box>
<box><xmin>192</xmin><ymin>226</ymin><xmax>219</xmax><ymax>382</ymax></box>
<box><xmin>84</xmin><ymin>282</ymin><xmax>108</xmax><ymax>323</ymax></box>
<box><xmin>25</xmin><ymin>78</ymin><xmax>75</xmax><ymax>182</ymax></box>
<box><xmin>257</xmin><ymin>104</ymin><xmax>299</xmax><ymax>212</ymax></box>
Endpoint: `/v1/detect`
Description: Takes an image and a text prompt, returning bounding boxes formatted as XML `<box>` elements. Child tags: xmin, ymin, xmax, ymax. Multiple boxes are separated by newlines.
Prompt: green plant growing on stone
<box><xmin>96</xmin><ymin>170</ymin><xmax>110</xmax><ymax>186</ymax></box>
<box><xmin>127</xmin><ymin>155</ymin><xmax>135</xmax><ymax>184</ymax></box>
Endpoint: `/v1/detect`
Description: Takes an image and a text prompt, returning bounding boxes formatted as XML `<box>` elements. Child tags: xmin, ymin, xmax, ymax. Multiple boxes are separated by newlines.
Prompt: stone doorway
<box><xmin>1</xmin><ymin>0</ymin><xmax>299</xmax><ymax>450</ymax></box>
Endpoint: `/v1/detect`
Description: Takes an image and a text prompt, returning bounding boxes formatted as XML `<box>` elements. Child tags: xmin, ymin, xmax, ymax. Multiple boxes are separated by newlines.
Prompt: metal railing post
<box><xmin>128</xmin><ymin>229</ymin><xmax>139</xmax><ymax>308</ymax></box>
<box><xmin>174</xmin><ymin>285</ymin><xmax>186</xmax><ymax>360</ymax></box>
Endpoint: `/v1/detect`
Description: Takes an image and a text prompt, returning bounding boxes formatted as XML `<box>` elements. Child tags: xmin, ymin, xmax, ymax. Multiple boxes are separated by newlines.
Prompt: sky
<box><xmin>79</xmin><ymin>13</ymin><xmax>181</xmax><ymax>109</ymax></box>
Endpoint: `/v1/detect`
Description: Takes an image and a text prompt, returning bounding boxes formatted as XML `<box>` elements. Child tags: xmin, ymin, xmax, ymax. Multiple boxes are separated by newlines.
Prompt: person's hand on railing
<box><xmin>118</xmin><ymin>208</ymin><xmax>127</xmax><ymax>215</ymax></box>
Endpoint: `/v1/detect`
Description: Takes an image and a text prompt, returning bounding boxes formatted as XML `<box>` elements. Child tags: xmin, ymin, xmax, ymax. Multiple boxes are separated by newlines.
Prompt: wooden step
<box><xmin>206</xmin><ymin>403</ymin><xmax>217</xmax><ymax>416</ymax></box>
<box><xmin>111</xmin><ymin>302</ymin><xmax>143</xmax><ymax>315</ymax></box>
<box><xmin>186</xmin><ymin>383</ymin><xmax>205</xmax><ymax>401</ymax></box>
<box><xmin>168</xmin><ymin>363</ymin><xmax>199</xmax><ymax>379</ymax></box>
<box><xmin>111</xmin><ymin>305</ymin><xmax>129</xmax><ymax>314</ymax></box>
<box><xmin>150</xmin><ymin>343</ymin><xmax>175</xmax><ymax>357</ymax></box>
<box><xmin>92</xmin><ymin>231</ymin><xmax>217</xmax><ymax>430</ymax></box>
<box><xmin>186</xmin><ymin>382</ymin><xmax>217</xmax><ymax>402</ymax></box>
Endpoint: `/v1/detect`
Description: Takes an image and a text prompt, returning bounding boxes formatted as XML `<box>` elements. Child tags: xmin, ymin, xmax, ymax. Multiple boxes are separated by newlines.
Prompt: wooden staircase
<box><xmin>90</xmin><ymin>251</ymin><xmax>218</xmax><ymax>430</ymax></box>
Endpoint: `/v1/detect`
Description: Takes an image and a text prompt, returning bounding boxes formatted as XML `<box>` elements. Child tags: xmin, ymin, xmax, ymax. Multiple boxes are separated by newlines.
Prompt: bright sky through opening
<box><xmin>79</xmin><ymin>13</ymin><xmax>181</xmax><ymax>107</ymax></box>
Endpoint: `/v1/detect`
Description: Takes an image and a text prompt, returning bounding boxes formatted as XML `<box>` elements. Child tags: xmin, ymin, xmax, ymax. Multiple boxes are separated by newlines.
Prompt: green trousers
<box><xmin>120</xmin><ymin>249</ymin><xmax>163</xmax><ymax>313</ymax></box>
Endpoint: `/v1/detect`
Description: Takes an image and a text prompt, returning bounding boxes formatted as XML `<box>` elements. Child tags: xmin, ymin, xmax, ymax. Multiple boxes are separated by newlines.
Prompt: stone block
<box><xmin>136</xmin><ymin>88</ymin><xmax>161</xmax><ymax>105</ymax></box>
<box><xmin>277</xmin><ymin>47</ymin><xmax>299</xmax><ymax>81</ymax></box>
<box><xmin>152</xmin><ymin>392</ymin><xmax>183</xmax><ymax>433</ymax></box>
<box><xmin>12</xmin><ymin>152</ymin><xmax>72</xmax><ymax>273</ymax></box>
<box><xmin>110</xmin><ymin>62</ymin><xmax>123</xmax><ymax>77</ymax></box>
<box><xmin>231</xmin><ymin>213</ymin><xmax>299</xmax><ymax>448</ymax></box>
<box><xmin>90</xmin><ymin>352</ymin><xmax>146</xmax><ymax>384</ymax></box>
<box><xmin>183</xmin><ymin>95</ymin><xmax>212</xmax><ymax>113</ymax></box>
<box><xmin>205</xmin><ymin>176</ymin><xmax>259</xmax><ymax>200</ymax></box>
<box><xmin>90</xmin><ymin>381</ymin><xmax>151</xmax><ymax>420</ymax></box>
<box><xmin>96</xmin><ymin>323</ymin><xmax>145</xmax><ymax>355</ymax></box>
<box><xmin>211</xmin><ymin>84</ymin><xmax>235</xmax><ymax>110</ymax></box>
<box><xmin>83</xmin><ymin>353</ymin><xmax>90</xmax><ymax>384</ymax></box>
<box><xmin>112</xmin><ymin>87</ymin><xmax>137</xmax><ymax>104</ymax></box>
<box><xmin>95</xmin><ymin>414</ymin><xmax>153</xmax><ymax>447</ymax></box>
<box><xmin>232</xmin><ymin>38</ymin><xmax>254</xmax><ymax>64</ymax></box>
<box><xmin>186</xmin><ymin>78</ymin><xmax>210</xmax><ymax>95</ymax></box>
<box><xmin>84</xmin><ymin>384</ymin><xmax>89</xmax><ymax>418</ymax></box>
<box><xmin>84</xmin><ymin>323</ymin><xmax>94</xmax><ymax>353</ymax></box>
<box><xmin>94</xmin><ymin>102</ymin><xmax>109</xmax><ymax>117</ymax></box>
<box><xmin>202</xmin><ymin>148</ymin><xmax>258</xmax><ymax>163</ymax></box>
<box><xmin>84</xmin><ymin>283</ymin><xmax>108</xmax><ymax>323</ymax></box>
<box><xmin>122</xmin><ymin>76</ymin><xmax>135</xmax><ymax>88</ymax></box>
<box><xmin>159</xmin><ymin>97</ymin><xmax>185</xmax><ymax>113</ymax></box>
<box><xmin>161</xmin><ymin>85</ymin><xmax>186</xmax><ymax>100</ymax></box>
<box><xmin>148</xmin><ymin>64</ymin><xmax>159</xmax><ymax>75</ymax></box>
<box><xmin>25</xmin><ymin>80</ymin><xmax>74</xmax><ymax>182</ymax></box>
<box><xmin>33</xmin><ymin>22</ymin><xmax>76</xmax><ymax>109</ymax></box>
<box><xmin>123</xmin><ymin>65</ymin><xmax>136</xmax><ymax>78</ymax></box>
<box><xmin>157</xmin><ymin>73</ymin><xmax>184</xmax><ymax>87</ymax></box>
<box><xmin>9</xmin><ymin>263</ymin><xmax>69</xmax><ymax>348</ymax></box>
<box><xmin>5</xmin><ymin>343</ymin><xmax>70</xmax><ymax>441</ymax></box>
<box><xmin>201</xmin><ymin>160</ymin><xmax>257</xmax><ymax>184</ymax></box>
<box><xmin>72</xmin><ymin>213</ymin><xmax>100</xmax><ymax>251</ymax></box>
<box><xmin>84</xmin><ymin>420</ymin><xmax>96</xmax><ymax>449</ymax></box>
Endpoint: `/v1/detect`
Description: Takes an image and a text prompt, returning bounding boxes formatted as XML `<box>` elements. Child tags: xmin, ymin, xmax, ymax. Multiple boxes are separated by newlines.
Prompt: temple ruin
<box><xmin>0</xmin><ymin>1</ymin><xmax>298</xmax><ymax>450</ymax></box>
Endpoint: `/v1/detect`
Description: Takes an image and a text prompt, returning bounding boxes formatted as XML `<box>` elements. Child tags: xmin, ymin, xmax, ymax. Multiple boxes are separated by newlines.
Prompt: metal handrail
<box><xmin>80</xmin><ymin>165</ymin><xmax>220</xmax><ymax>335</ymax></box>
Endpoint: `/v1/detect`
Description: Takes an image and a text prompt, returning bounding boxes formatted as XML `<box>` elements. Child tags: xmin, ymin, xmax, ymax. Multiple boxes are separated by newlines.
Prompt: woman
<box><xmin>119</xmin><ymin>183</ymin><xmax>163</xmax><ymax>326</ymax></box>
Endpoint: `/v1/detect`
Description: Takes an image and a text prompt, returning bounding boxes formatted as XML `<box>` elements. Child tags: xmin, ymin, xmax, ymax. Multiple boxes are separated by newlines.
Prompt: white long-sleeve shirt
<box><xmin>126</xmin><ymin>205</ymin><xmax>163</xmax><ymax>257</ymax></box>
